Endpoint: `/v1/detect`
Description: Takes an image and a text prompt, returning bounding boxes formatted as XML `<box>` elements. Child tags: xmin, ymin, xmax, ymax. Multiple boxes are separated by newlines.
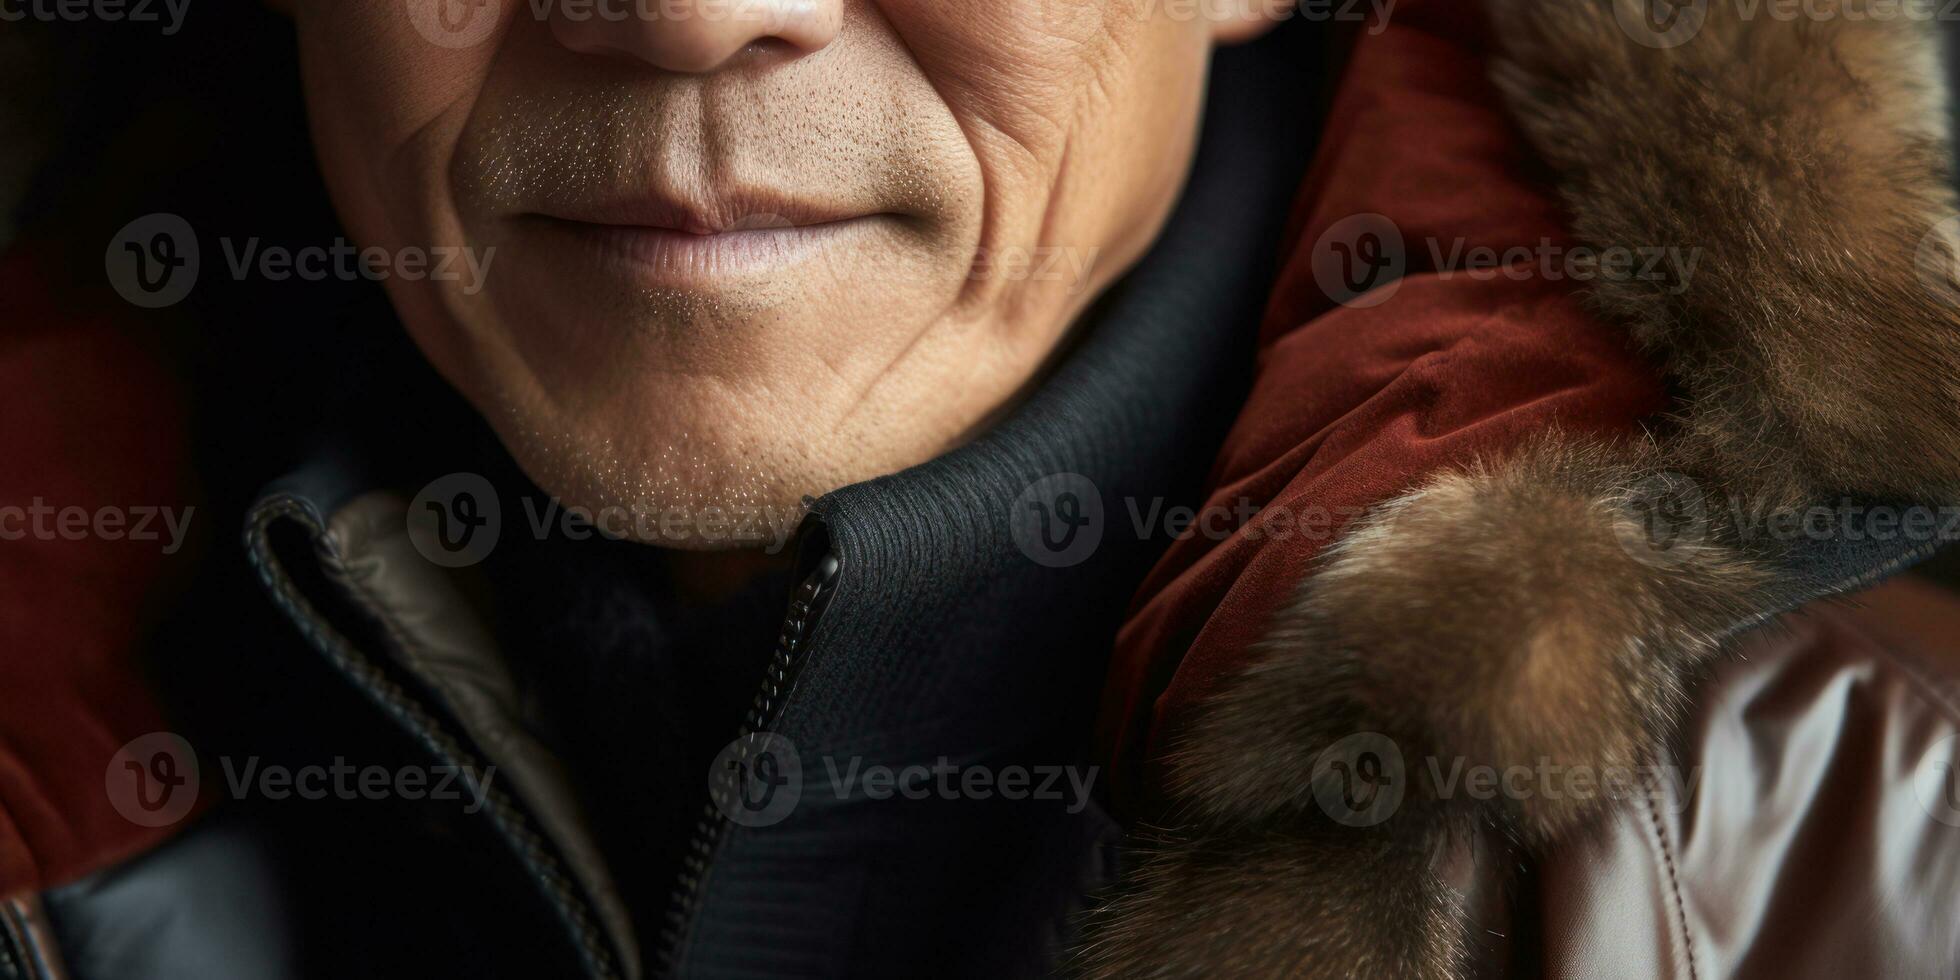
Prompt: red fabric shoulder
<box><xmin>0</xmin><ymin>246</ymin><xmax>197</xmax><ymax>896</ymax></box>
<box><xmin>1097</xmin><ymin>1</ymin><xmax>1671</xmax><ymax>813</ymax></box>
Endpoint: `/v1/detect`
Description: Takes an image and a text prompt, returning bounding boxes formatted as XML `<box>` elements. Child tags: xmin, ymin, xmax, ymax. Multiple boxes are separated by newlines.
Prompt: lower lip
<box><xmin>532</xmin><ymin>216</ymin><xmax>873</xmax><ymax>284</ymax></box>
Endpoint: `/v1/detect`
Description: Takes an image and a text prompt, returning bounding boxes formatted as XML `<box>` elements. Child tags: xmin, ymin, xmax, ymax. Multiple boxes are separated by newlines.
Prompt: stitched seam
<box><xmin>321</xmin><ymin>509</ymin><xmax>634</xmax><ymax>970</ymax></box>
<box><xmin>316</xmin><ymin>517</ymin><xmax>492</xmax><ymax>769</ymax></box>
<box><xmin>1641</xmin><ymin>782</ymin><xmax>1698</xmax><ymax>980</ymax></box>
<box><xmin>244</xmin><ymin>497</ymin><xmax>623</xmax><ymax>980</ymax></box>
<box><xmin>0</xmin><ymin>903</ymin><xmax>25</xmax><ymax>980</ymax></box>
<box><xmin>0</xmin><ymin>900</ymin><xmax>57</xmax><ymax>980</ymax></box>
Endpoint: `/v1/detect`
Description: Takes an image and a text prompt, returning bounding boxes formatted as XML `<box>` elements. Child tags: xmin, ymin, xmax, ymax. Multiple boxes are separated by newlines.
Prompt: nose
<box><xmin>550</xmin><ymin>0</ymin><xmax>842</xmax><ymax>73</ymax></box>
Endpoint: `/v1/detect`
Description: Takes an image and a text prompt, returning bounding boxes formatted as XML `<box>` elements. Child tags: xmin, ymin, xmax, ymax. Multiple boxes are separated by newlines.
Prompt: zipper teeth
<box><xmin>657</xmin><ymin>562</ymin><xmax>830</xmax><ymax>975</ymax></box>
<box><xmin>247</xmin><ymin>499</ymin><xmax>623</xmax><ymax>980</ymax></box>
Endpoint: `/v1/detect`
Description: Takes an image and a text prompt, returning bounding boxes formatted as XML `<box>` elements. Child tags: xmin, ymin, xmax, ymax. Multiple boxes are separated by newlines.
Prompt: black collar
<box><xmin>246</xmin><ymin>27</ymin><xmax>1323</xmax><ymax>978</ymax></box>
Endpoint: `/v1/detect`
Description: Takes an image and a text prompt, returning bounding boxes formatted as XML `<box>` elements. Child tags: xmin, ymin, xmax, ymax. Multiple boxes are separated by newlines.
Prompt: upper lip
<box><xmin>531</xmin><ymin>186</ymin><xmax>868</xmax><ymax>236</ymax></box>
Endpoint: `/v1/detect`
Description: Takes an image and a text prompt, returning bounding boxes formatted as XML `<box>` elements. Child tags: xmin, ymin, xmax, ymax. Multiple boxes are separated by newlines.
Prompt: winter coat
<box><xmin>4</xmin><ymin>3</ymin><xmax>1959</xmax><ymax>978</ymax></box>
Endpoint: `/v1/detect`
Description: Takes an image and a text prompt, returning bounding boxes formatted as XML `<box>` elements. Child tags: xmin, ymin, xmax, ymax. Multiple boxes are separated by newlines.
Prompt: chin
<box><xmin>471</xmin><ymin>380</ymin><xmax>826</xmax><ymax>554</ymax></box>
<box><xmin>418</xmin><ymin>261</ymin><xmax>998</xmax><ymax>555</ymax></box>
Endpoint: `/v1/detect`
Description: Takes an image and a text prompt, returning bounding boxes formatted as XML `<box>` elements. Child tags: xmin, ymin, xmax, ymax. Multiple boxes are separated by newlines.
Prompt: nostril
<box><xmin>736</xmin><ymin>37</ymin><xmax>812</xmax><ymax>66</ymax></box>
<box><xmin>547</xmin><ymin>0</ymin><xmax>842</xmax><ymax>74</ymax></box>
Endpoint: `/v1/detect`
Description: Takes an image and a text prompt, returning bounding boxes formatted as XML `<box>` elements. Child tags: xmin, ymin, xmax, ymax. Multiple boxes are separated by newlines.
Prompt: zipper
<box><xmin>657</xmin><ymin>548</ymin><xmax>841</xmax><ymax>975</ymax></box>
<box><xmin>247</xmin><ymin>497</ymin><xmax>627</xmax><ymax>980</ymax></box>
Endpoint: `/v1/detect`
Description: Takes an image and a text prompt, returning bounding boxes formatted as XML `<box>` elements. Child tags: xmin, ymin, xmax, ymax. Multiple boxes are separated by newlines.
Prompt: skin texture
<box><xmin>280</xmin><ymin>0</ymin><xmax>1274</xmax><ymax>547</ymax></box>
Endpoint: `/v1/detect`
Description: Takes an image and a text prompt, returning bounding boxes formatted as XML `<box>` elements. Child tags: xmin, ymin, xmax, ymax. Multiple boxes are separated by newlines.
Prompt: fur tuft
<box><xmin>1075</xmin><ymin>438</ymin><xmax>1773</xmax><ymax>976</ymax></box>
<box><xmin>1073</xmin><ymin>822</ymin><xmax>1466</xmax><ymax>980</ymax></box>
<box><xmin>1488</xmin><ymin>0</ymin><xmax>1960</xmax><ymax>508</ymax></box>
<box><xmin>1170</xmin><ymin>437</ymin><xmax>1771</xmax><ymax>843</ymax></box>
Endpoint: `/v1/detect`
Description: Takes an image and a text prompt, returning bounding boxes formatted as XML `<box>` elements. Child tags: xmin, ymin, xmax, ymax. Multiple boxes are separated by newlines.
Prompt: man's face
<box><xmin>287</xmin><ymin>0</ymin><xmax>1261</xmax><ymax>546</ymax></box>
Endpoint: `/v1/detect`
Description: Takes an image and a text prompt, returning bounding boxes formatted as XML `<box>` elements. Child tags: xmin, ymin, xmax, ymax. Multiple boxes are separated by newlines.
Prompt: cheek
<box><xmin>292</xmin><ymin>1</ymin><xmax>503</xmax><ymax>240</ymax></box>
<box><xmin>879</xmin><ymin>1</ymin><xmax>1212</xmax><ymax>315</ymax></box>
<box><xmin>292</xmin><ymin>1</ymin><xmax>512</xmax><ymax>391</ymax></box>
<box><xmin>295</xmin><ymin>1</ymin><xmax>508</xmax><ymax>131</ymax></box>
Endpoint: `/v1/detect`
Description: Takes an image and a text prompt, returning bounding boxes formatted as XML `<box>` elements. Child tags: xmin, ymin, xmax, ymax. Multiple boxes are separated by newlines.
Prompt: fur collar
<box><xmin>1078</xmin><ymin>2</ymin><xmax>1960</xmax><ymax>975</ymax></box>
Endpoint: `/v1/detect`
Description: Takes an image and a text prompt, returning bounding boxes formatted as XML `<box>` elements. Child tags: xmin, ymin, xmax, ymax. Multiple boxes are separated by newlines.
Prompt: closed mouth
<box><xmin>526</xmin><ymin>212</ymin><xmax>879</xmax><ymax>284</ymax></box>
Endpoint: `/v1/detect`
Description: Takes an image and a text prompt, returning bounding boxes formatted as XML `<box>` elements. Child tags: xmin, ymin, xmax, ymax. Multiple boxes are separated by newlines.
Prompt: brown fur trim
<box><xmin>1085</xmin><ymin>5</ymin><xmax>1960</xmax><ymax>970</ymax></box>
<box><xmin>1073</xmin><ymin>822</ymin><xmax>1465</xmax><ymax>980</ymax></box>
<box><xmin>1076</xmin><ymin>437</ymin><xmax>1774</xmax><ymax>976</ymax></box>
<box><xmin>1170</xmin><ymin>437</ymin><xmax>1771</xmax><ymax>841</ymax></box>
<box><xmin>1489</xmin><ymin>0</ymin><xmax>1960</xmax><ymax>508</ymax></box>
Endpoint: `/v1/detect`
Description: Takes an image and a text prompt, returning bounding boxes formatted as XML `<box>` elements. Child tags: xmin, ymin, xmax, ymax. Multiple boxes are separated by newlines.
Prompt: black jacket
<box><xmin>29</xmin><ymin>25</ymin><xmax>1319</xmax><ymax>980</ymax></box>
